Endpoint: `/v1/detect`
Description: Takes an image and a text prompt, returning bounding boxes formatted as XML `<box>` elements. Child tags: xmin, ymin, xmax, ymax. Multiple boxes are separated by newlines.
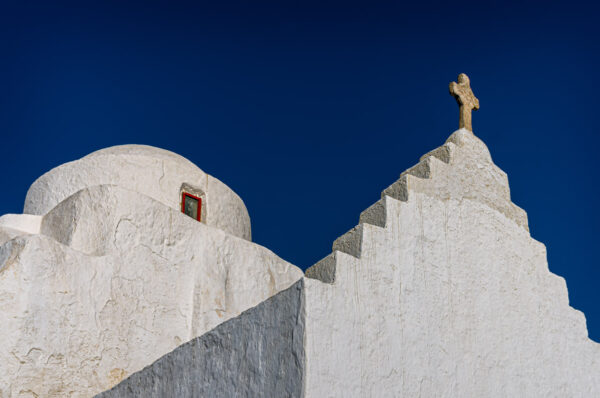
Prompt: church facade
<box><xmin>1</xmin><ymin>76</ymin><xmax>599</xmax><ymax>397</ymax></box>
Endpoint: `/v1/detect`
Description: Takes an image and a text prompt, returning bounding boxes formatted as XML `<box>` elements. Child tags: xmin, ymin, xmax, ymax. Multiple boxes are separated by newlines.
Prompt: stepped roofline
<box><xmin>307</xmin><ymin>129</ymin><xmax>528</xmax><ymax>283</ymax></box>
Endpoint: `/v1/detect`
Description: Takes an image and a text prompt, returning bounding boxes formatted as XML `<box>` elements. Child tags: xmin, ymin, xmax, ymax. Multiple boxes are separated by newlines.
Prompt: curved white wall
<box><xmin>24</xmin><ymin>145</ymin><xmax>251</xmax><ymax>241</ymax></box>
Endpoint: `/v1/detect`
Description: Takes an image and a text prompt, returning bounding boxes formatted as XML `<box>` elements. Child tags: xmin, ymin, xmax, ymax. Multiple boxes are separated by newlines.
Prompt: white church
<box><xmin>1</xmin><ymin>75</ymin><xmax>598</xmax><ymax>397</ymax></box>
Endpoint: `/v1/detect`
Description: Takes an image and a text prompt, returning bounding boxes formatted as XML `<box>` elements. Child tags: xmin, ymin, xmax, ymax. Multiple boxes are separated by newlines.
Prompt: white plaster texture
<box><xmin>24</xmin><ymin>145</ymin><xmax>251</xmax><ymax>241</ymax></box>
<box><xmin>0</xmin><ymin>186</ymin><xmax>301</xmax><ymax>396</ymax></box>
<box><xmin>96</xmin><ymin>280</ymin><xmax>306</xmax><ymax>398</ymax></box>
<box><xmin>305</xmin><ymin>130</ymin><xmax>600</xmax><ymax>397</ymax></box>
<box><xmin>0</xmin><ymin>214</ymin><xmax>42</xmax><ymax>245</ymax></box>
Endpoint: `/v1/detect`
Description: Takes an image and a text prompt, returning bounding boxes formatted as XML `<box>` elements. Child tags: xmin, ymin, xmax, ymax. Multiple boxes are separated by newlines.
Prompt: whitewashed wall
<box><xmin>0</xmin><ymin>167</ymin><xmax>301</xmax><ymax>396</ymax></box>
<box><xmin>305</xmin><ymin>130</ymin><xmax>600</xmax><ymax>397</ymax></box>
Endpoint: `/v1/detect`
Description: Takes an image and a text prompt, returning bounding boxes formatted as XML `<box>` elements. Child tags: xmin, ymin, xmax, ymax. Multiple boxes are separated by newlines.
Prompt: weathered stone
<box><xmin>96</xmin><ymin>280</ymin><xmax>305</xmax><ymax>398</ymax></box>
<box><xmin>450</xmin><ymin>73</ymin><xmax>479</xmax><ymax>131</ymax></box>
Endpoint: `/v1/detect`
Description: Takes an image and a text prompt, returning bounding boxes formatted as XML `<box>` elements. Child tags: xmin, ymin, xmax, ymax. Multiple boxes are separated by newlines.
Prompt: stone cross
<box><xmin>449</xmin><ymin>73</ymin><xmax>479</xmax><ymax>132</ymax></box>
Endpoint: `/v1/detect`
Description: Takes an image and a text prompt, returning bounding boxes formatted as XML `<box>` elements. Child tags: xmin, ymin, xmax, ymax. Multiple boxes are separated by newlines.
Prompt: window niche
<box><xmin>180</xmin><ymin>184</ymin><xmax>206</xmax><ymax>222</ymax></box>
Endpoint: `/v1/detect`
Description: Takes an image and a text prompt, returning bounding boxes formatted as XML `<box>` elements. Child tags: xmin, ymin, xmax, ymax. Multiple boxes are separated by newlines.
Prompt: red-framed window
<box><xmin>181</xmin><ymin>192</ymin><xmax>202</xmax><ymax>221</ymax></box>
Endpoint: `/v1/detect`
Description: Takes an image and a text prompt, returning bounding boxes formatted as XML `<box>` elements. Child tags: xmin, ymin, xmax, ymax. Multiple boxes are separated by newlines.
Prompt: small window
<box><xmin>181</xmin><ymin>192</ymin><xmax>202</xmax><ymax>221</ymax></box>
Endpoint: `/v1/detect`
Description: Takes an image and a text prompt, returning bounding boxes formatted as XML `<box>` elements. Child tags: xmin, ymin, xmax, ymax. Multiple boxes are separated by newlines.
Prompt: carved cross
<box><xmin>449</xmin><ymin>73</ymin><xmax>479</xmax><ymax>132</ymax></box>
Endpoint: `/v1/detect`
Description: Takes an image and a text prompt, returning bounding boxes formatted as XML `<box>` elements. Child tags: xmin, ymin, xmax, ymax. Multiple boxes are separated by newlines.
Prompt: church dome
<box><xmin>24</xmin><ymin>145</ymin><xmax>251</xmax><ymax>241</ymax></box>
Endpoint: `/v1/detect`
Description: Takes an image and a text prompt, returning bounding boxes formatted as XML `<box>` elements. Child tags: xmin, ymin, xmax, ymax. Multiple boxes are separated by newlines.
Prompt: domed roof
<box><xmin>24</xmin><ymin>145</ymin><xmax>251</xmax><ymax>241</ymax></box>
<box><xmin>85</xmin><ymin>144</ymin><xmax>195</xmax><ymax>163</ymax></box>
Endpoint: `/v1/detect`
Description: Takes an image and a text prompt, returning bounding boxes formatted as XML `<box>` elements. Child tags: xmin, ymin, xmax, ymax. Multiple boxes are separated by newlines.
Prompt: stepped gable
<box><xmin>303</xmin><ymin>129</ymin><xmax>600</xmax><ymax>397</ymax></box>
<box><xmin>307</xmin><ymin>128</ymin><xmax>528</xmax><ymax>283</ymax></box>
<box><xmin>24</xmin><ymin>144</ymin><xmax>251</xmax><ymax>241</ymax></box>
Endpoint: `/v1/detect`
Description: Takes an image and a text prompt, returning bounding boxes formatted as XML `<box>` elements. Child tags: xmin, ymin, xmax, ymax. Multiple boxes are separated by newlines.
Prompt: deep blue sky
<box><xmin>1</xmin><ymin>1</ymin><xmax>599</xmax><ymax>341</ymax></box>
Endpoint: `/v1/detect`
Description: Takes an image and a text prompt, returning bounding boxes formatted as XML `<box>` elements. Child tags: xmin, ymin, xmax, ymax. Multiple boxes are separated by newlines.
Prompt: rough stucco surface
<box><xmin>0</xmin><ymin>185</ymin><xmax>302</xmax><ymax>397</ymax></box>
<box><xmin>304</xmin><ymin>129</ymin><xmax>600</xmax><ymax>396</ymax></box>
<box><xmin>96</xmin><ymin>280</ymin><xmax>305</xmax><ymax>398</ymax></box>
<box><xmin>23</xmin><ymin>144</ymin><xmax>251</xmax><ymax>241</ymax></box>
<box><xmin>0</xmin><ymin>214</ymin><xmax>42</xmax><ymax>245</ymax></box>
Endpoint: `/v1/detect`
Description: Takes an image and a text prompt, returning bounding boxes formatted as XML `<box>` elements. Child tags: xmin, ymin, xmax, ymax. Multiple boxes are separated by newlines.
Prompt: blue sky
<box><xmin>1</xmin><ymin>1</ymin><xmax>599</xmax><ymax>341</ymax></box>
